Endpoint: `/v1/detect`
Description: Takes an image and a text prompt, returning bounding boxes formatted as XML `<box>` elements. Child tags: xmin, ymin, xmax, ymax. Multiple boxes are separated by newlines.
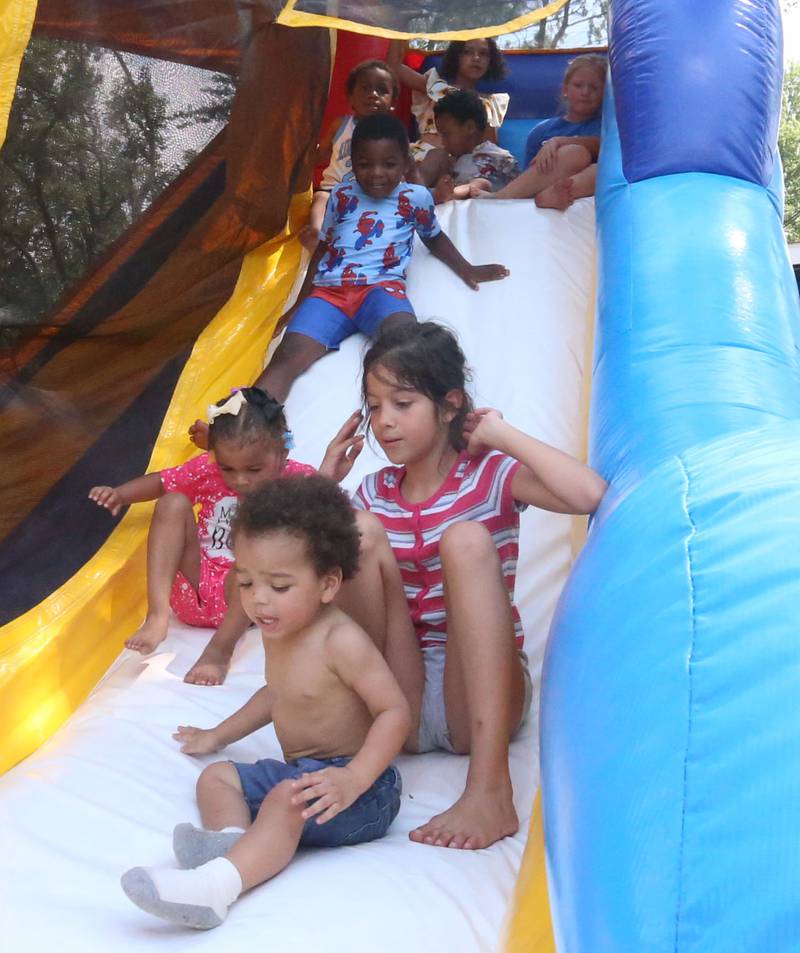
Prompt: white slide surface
<box><xmin>0</xmin><ymin>199</ymin><xmax>595</xmax><ymax>953</ymax></box>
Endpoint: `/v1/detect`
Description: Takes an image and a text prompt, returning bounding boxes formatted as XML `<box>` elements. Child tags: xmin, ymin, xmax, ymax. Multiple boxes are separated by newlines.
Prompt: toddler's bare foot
<box><xmin>184</xmin><ymin>644</ymin><xmax>233</xmax><ymax>686</ymax></box>
<box><xmin>409</xmin><ymin>783</ymin><xmax>518</xmax><ymax>850</ymax></box>
<box><xmin>125</xmin><ymin>616</ymin><xmax>169</xmax><ymax>654</ymax></box>
<box><xmin>188</xmin><ymin>419</ymin><xmax>210</xmax><ymax>450</ymax></box>
<box><xmin>432</xmin><ymin>175</ymin><xmax>456</xmax><ymax>205</ymax></box>
<box><xmin>535</xmin><ymin>177</ymin><xmax>574</xmax><ymax>211</ymax></box>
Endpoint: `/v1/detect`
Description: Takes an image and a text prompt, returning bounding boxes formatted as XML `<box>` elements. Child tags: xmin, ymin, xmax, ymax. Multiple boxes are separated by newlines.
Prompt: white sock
<box><xmin>121</xmin><ymin>857</ymin><xmax>243</xmax><ymax>929</ymax></box>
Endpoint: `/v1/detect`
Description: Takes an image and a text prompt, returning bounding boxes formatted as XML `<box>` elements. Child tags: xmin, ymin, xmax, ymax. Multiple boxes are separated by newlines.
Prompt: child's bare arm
<box><xmin>291</xmin><ymin>625</ymin><xmax>410</xmax><ymax>824</ymax></box>
<box><xmin>387</xmin><ymin>40</ymin><xmax>428</xmax><ymax>93</ymax></box>
<box><xmin>281</xmin><ymin>241</ymin><xmax>326</xmax><ymax>321</ymax></box>
<box><xmin>421</xmin><ymin>231</ymin><xmax>509</xmax><ymax>290</ymax></box>
<box><xmin>174</xmin><ymin>686</ymin><xmax>273</xmax><ymax>755</ymax></box>
<box><xmin>88</xmin><ymin>472</ymin><xmax>164</xmax><ymax>517</ymax></box>
<box><xmin>464</xmin><ymin>408</ymin><xmax>607</xmax><ymax>515</ymax></box>
<box><xmin>299</xmin><ymin>191</ymin><xmax>332</xmax><ymax>251</ymax></box>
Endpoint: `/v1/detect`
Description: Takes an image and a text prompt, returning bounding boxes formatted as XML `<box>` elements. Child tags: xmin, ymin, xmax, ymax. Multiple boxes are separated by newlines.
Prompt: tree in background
<box><xmin>0</xmin><ymin>38</ymin><xmax>176</xmax><ymax>345</ymax></box>
<box><xmin>781</xmin><ymin>64</ymin><xmax>800</xmax><ymax>243</ymax></box>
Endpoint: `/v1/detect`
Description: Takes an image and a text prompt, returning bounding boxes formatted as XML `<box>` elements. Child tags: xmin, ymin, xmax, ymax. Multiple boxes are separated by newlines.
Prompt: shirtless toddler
<box><xmin>120</xmin><ymin>475</ymin><xmax>410</xmax><ymax>930</ymax></box>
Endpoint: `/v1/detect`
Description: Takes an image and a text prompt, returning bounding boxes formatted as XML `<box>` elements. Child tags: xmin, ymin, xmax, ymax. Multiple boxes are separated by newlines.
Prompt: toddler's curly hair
<box><xmin>233</xmin><ymin>475</ymin><xmax>360</xmax><ymax>580</ymax></box>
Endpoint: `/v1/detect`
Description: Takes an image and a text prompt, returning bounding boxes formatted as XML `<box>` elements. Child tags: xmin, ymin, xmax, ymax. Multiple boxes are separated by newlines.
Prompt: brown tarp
<box><xmin>1</xmin><ymin>15</ymin><xmax>330</xmax><ymax>544</ymax></box>
<box><xmin>32</xmin><ymin>0</ymin><xmax>259</xmax><ymax>73</ymax></box>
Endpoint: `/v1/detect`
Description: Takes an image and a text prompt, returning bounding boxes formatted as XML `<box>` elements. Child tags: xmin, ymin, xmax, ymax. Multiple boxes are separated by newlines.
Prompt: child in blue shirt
<box><xmin>258</xmin><ymin>113</ymin><xmax>509</xmax><ymax>402</ymax></box>
<box><xmin>475</xmin><ymin>54</ymin><xmax>605</xmax><ymax>210</ymax></box>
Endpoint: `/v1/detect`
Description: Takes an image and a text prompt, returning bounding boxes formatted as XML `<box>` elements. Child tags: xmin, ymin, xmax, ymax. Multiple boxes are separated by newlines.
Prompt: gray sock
<box><xmin>120</xmin><ymin>857</ymin><xmax>242</xmax><ymax>930</ymax></box>
<box><xmin>173</xmin><ymin>822</ymin><xmax>245</xmax><ymax>869</ymax></box>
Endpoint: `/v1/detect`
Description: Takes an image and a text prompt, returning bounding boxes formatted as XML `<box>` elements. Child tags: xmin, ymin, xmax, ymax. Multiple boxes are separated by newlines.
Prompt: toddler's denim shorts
<box><xmin>232</xmin><ymin>755</ymin><xmax>401</xmax><ymax>847</ymax></box>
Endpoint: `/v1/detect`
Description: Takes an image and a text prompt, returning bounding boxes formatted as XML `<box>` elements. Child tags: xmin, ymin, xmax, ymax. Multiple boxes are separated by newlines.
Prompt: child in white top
<box><xmin>299</xmin><ymin>59</ymin><xmax>398</xmax><ymax>251</ymax></box>
<box><xmin>388</xmin><ymin>38</ymin><xmax>509</xmax><ymax>187</ymax></box>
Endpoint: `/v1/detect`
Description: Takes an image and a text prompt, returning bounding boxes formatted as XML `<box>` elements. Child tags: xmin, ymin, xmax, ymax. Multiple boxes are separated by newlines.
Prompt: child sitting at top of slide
<box><xmin>324</xmin><ymin>322</ymin><xmax>607</xmax><ymax>850</ymax></box>
<box><xmin>388</xmin><ymin>37</ymin><xmax>509</xmax><ymax>187</ymax></box>
<box><xmin>474</xmin><ymin>53</ymin><xmax>606</xmax><ymax>209</ymax></box>
<box><xmin>429</xmin><ymin>89</ymin><xmax>520</xmax><ymax>203</ymax></box>
<box><xmin>212</xmin><ymin>113</ymin><xmax>508</xmax><ymax>409</ymax></box>
<box><xmin>89</xmin><ymin>388</ymin><xmax>315</xmax><ymax>686</ymax></box>
<box><xmin>121</xmin><ymin>476</ymin><xmax>411</xmax><ymax>930</ymax></box>
<box><xmin>299</xmin><ymin>59</ymin><xmax>398</xmax><ymax>251</ymax></box>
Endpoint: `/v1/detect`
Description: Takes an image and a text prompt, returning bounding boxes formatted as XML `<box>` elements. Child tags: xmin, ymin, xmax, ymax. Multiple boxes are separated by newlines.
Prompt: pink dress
<box><xmin>160</xmin><ymin>453</ymin><xmax>315</xmax><ymax>627</ymax></box>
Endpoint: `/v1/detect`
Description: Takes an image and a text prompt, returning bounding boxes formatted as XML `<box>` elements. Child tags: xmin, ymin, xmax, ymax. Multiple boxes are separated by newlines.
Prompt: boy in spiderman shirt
<box><xmin>255</xmin><ymin>113</ymin><xmax>509</xmax><ymax>403</ymax></box>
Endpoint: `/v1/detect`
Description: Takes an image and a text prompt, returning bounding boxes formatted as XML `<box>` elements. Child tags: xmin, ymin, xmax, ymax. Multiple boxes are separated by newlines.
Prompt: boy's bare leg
<box><xmin>410</xmin><ymin>521</ymin><xmax>526</xmax><ymax>850</ymax></box>
<box><xmin>535</xmin><ymin>163</ymin><xmax>598</xmax><ymax>211</ymax></box>
<box><xmin>225</xmin><ymin>780</ymin><xmax>305</xmax><ymax>891</ymax></box>
<box><xmin>476</xmin><ymin>143</ymin><xmax>592</xmax><ymax>201</ymax></box>
<box><xmin>197</xmin><ymin>762</ymin><xmax>252</xmax><ymax>831</ymax></box>
<box><xmin>126</xmin><ymin>493</ymin><xmax>200</xmax><ymax>654</ymax></box>
<box><xmin>184</xmin><ymin>573</ymin><xmax>251</xmax><ymax>686</ymax></box>
<box><xmin>336</xmin><ymin>511</ymin><xmax>424</xmax><ymax>747</ymax></box>
<box><xmin>253</xmin><ymin>332</ymin><xmax>327</xmax><ymax>404</ymax></box>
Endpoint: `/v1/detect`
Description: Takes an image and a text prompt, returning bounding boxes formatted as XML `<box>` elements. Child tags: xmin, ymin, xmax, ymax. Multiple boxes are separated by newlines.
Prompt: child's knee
<box><xmin>197</xmin><ymin>761</ymin><xmax>241</xmax><ymax>800</ymax></box>
<box><xmin>154</xmin><ymin>491</ymin><xmax>193</xmax><ymax>520</ymax></box>
<box><xmin>354</xmin><ymin>509</ymin><xmax>388</xmax><ymax>559</ymax></box>
<box><xmin>259</xmin><ymin>779</ymin><xmax>303</xmax><ymax>818</ymax></box>
<box><xmin>558</xmin><ymin>143</ymin><xmax>592</xmax><ymax>174</ymax></box>
<box><xmin>440</xmin><ymin>521</ymin><xmax>495</xmax><ymax>564</ymax></box>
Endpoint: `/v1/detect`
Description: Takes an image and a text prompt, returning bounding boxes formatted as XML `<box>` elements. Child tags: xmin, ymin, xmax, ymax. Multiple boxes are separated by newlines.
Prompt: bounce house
<box><xmin>1</xmin><ymin>1</ymin><xmax>797</xmax><ymax>950</ymax></box>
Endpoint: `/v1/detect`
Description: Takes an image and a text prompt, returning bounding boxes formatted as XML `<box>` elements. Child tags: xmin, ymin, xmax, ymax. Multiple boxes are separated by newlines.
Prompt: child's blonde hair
<box><xmin>563</xmin><ymin>53</ymin><xmax>607</xmax><ymax>88</ymax></box>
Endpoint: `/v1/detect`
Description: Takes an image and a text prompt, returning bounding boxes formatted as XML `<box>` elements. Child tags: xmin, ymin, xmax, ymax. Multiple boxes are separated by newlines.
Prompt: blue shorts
<box><xmin>232</xmin><ymin>755</ymin><xmax>402</xmax><ymax>847</ymax></box>
<box><xmin>285</xmin><ymin>283</ymin><xmax>415</xmax><ymax>349</ymax></box>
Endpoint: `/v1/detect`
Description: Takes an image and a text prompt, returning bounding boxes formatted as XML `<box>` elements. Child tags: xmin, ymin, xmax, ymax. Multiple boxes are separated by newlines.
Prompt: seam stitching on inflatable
<box><xmin>674</xmin><ymin>456</ymin><xmax>698</xmax><ymax>953</ymax></box>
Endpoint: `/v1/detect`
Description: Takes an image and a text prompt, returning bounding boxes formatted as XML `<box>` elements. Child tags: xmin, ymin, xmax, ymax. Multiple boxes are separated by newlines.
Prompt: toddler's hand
<box><xmin>188</xmin><ymin>419</ymin><xmax>210</xmax><ymax>450</ymax></box>
<box><xmin>462</xmin><ymin>263</ymin><xmax>510</xmax><ymax>290</ymax></box>
<box><xmin>173</xmin><ymin>725</ymin><xmax>223</xmax><ymax>756</ymax></box>
<box><xmin>291</xmin><ymin>765</ymin><xmax>364</xmax><ymax>824</ymax></box>
<box><xmin>88</xmin><ymin>485</ymin><xmax>125</xmax><ymax>516</ymax></box>
<box><xmin>319</xmin><ymin>411</ymin><xmax>365</xmax><ymax>483</ymax></box>
<box><xmin>464</xmin><ymin>407</ymin><xmax>504</xmax><ymax>455</ymax></box>
<box><xmin>467</xmin><ymin>178</ymin><xmax>492</xmax><ymax>198</ymax></box>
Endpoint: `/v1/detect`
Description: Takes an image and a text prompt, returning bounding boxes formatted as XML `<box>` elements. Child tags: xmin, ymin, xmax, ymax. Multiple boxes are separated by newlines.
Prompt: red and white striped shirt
<box><xmin>353</xmin><ymin>450</ymin><xmax>526</xmax><ymax>649</ymax></box>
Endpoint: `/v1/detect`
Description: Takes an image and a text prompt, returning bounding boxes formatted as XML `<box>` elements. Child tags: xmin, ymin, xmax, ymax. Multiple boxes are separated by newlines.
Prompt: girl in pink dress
<box><xmin>89</xmin><ymin>388</ymin><xmax>314</xmax><ymax>685</ymax></box>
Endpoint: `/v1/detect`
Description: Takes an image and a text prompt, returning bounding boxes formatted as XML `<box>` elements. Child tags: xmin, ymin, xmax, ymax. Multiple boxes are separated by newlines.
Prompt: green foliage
<box><xmin>780</xmin><ymin>62</ymin><xmax>800</xmax><ymax>243</ymax></box>
<box><xmin>0</xmin><ymin>37</ymin><xmax>175</xmax><ymax>343</ymax></box>
<box><xmin>410</xmin><ymin>0</ymin><xmax>608</xmax><ymax>50</ymax></box>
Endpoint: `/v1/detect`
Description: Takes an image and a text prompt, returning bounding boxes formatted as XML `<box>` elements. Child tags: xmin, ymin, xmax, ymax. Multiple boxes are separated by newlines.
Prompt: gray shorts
<box><xmin>416</xmin><ymin>644</ymin><xmax>534</xmax><ymax>753</ymax></box>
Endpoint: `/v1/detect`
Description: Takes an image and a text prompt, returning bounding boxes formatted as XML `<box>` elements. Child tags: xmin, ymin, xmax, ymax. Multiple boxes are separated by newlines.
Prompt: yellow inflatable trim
<box><xmin>501</xmin><ymin>792</ymin><xmax>557</xmax><ymax>952</ymax></box>
<box><xmin>277</xmin><ymin>0</ymin><xmax>569</xmax><ymax>42</ymax></box>
<box><xmin>0</xmin><ymin>0</ymin><xmax>37</xmax><ymax>146</ymax></box>
<box><xmin>0</xmin><ymin>194</ymin><xmax>310</xmax><ymax>775</ymax></box>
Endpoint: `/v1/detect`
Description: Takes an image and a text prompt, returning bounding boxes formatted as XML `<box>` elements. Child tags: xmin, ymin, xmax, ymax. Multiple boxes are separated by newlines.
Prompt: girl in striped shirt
<box><xmin>330</xmin><ymin>322</ymin><xmax>606</xmax><ymax>851</ymax></box>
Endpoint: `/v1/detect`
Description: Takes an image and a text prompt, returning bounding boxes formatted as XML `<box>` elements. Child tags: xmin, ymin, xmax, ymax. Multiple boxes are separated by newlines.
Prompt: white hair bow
<box><xmin>207</xmin><ymin>389</ymin><xmax>246</xmax><ymax>423</ymax></box>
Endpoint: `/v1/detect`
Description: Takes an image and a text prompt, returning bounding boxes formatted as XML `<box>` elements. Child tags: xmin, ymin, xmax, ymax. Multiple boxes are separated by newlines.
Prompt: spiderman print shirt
<box><xmin>315</xmin><ymin>182</ymin><xmax>441</xmax><ymax>287</ymax></box>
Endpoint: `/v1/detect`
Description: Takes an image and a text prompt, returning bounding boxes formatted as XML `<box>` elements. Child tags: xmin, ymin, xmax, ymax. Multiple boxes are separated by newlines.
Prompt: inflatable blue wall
<box><xmin>540</xmin><ymin>1</ymin><xmax>800</xmax><ymax>950</ymax></box>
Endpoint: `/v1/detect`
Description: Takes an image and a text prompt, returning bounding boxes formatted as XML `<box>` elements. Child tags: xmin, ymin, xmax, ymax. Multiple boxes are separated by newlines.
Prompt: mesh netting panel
<box><xmin>0</xmin><ymin>37</ymin><xmax>234</xmax><ymax>353</ymax></box>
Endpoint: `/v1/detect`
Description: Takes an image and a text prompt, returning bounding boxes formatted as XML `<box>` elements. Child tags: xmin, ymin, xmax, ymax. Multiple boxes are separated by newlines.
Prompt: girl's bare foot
<box><xmin>535</xmin><ymin>177</ymin><xmax>574</xmax><ymax>211</ymax></box>
<box><xmin>125</xmin><ymin>615</ymin><xmax>169</xmax><ymax>654</ymax></box>
<box><xmin>184</xmin><ymin>644</ymin><xmax>232</xmax><ymax>686</ymax></box>
<box><xmin>409</xmin><ymin>782</ymin><xmax>518</xmax><ymax>850</ymax></box>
